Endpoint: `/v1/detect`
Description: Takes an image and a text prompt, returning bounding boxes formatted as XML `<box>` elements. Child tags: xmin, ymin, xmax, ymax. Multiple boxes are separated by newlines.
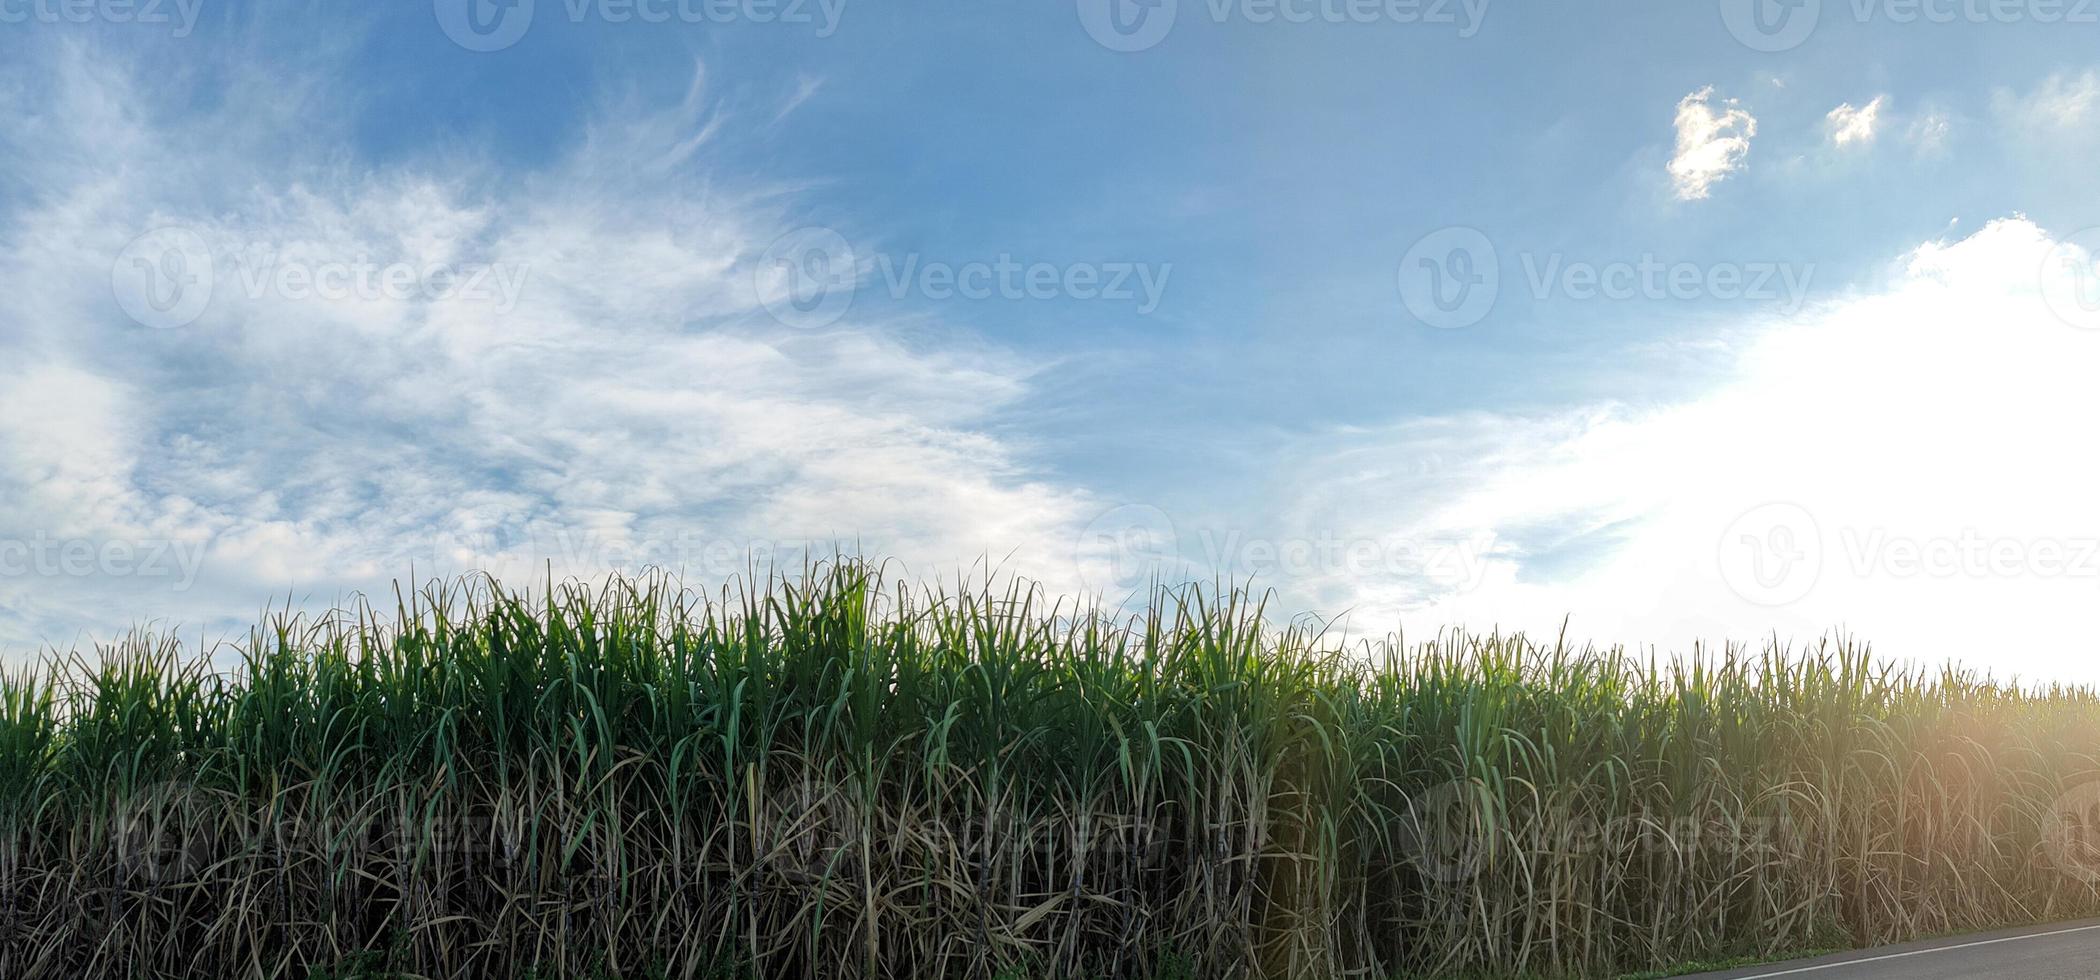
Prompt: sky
<box><xmin>3</xmin><ymin>1</ymin><xmax>2099</xmax><ymax>680</ymax></box>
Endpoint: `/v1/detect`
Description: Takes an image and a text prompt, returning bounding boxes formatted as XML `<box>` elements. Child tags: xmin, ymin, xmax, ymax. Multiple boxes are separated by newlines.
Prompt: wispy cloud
<box><xmin>772</xmin><ymin>73</ymin><xmax>825</xmax><ymax>127</ymax></box>
<box><xmin>1668</xmin><ymin>86</ymin><xmax>1758</xmax><ymax>201</ymax></box>
<box><xmin>1994</xmin><ymin>68</ymin><xmax>2100</xmax><ymax>135</ymax></box>
<box><xmin>1906</xmin><ymin>109</ymin><xmax>1952</xmax><ymax>156</ymax></box>
<box><xmin>0</xmin><ymin>43</ymin><xmax>1095</xmax><ymax>653</ymax></box>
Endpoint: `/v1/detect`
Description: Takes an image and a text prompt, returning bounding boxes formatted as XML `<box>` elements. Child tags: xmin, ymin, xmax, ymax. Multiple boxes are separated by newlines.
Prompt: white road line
<box><xmin>1727</xmin><ymin>922</ymin><xmax>2100</xmax><ymax>978</ymax></box>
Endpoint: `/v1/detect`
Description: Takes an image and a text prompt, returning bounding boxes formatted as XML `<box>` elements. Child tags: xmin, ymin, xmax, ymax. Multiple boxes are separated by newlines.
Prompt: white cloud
<box><xmin>1271</xmin><ymin>217</ymin><xmax>2100</xmax><ymax>682</ymax></box>
<box><xmin>1668</xmin><ymin>86</ymin><xmax>1758</xmax><ymax>201</ymax></box>
<box><xmin>1825</xmin><ymin>96</ymin><xmax>1886</xmax><ymax>148</ymax></box>
<box><xmin>1907</xmin><ymin>110</ymin><xmax>1952</xmax><ymax>156</ymax></box>
<box><xmin>0</xmin><ymin>45</ymin><xmax>1099</xmax><ymax>653</ymax></box>
<box><xmin>1995</xmin><ymin>69</ymin><xmax>2100</xmax><ymax>134</ymax></box>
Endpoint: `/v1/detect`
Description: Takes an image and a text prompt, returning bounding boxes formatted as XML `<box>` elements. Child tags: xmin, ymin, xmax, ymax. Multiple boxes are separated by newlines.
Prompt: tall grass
<box><xmin>3</xmin><ymin>559</ymin><xmax>2099</xmax><ymax>979</ymax></box>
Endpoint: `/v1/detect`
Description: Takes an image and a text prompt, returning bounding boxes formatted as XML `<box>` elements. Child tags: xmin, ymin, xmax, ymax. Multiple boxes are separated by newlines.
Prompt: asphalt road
<box><xmin>1679</xmin><ymin>919</ymin><xmax>2100</xmax><ymax>979</ymax></box>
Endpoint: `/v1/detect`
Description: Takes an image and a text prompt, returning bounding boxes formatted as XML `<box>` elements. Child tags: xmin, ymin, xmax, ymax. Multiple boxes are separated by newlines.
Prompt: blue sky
<box><xmin>4</xmin><ymin>1</ymin><xmax>2100</xmax><ymax>678</ymax></box>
